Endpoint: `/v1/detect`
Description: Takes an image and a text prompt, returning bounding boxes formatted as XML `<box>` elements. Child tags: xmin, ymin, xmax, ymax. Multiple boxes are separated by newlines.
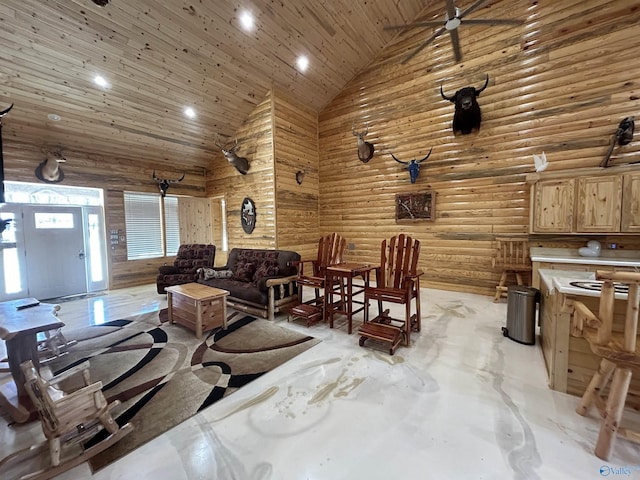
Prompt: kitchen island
<box><xmin>538</xmin><ymin>268</ymin><xmax>640</xmax><ymax>408</ymax></box>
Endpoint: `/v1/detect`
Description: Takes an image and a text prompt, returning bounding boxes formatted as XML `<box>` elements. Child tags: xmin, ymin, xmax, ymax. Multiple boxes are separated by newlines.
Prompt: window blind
<box><xmin>124</xmin><ymin>192</ymin><xmax>163</xmax><ymax>260</ymax></box>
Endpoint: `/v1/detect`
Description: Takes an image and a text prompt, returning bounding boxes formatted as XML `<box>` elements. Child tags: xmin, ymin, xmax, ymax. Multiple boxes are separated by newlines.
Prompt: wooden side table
<box><xmin>326</xmin><ymin>263</ymin><xmax>375</xmax><ymax>334</ymax></box>
<box><xmin>165</xmin><ymin>283</ymin><xmax>229</xmax><ymax>338</ymax></box>
<box><xmin>0</xmin><ymin>299</ymin><xmax>64</xmax><ymax>423</ymax></box>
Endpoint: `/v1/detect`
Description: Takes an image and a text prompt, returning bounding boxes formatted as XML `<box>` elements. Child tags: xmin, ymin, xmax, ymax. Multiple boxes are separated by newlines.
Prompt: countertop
<box><xmin>538</xmin><ymin>268</ymin><xmax>629</xmax><ymax>300</ymax></box>
<box><xmin>530</xmin><ymin>247</ymin><xmax>640</xmax><ymax>267</ymax></box>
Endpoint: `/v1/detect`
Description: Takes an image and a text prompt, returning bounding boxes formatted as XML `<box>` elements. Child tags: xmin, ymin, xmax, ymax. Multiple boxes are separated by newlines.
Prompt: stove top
<box><xmin>569</xmin><ymin>281</ymin><xmax>629</xmax><ymax>294</ymax></box>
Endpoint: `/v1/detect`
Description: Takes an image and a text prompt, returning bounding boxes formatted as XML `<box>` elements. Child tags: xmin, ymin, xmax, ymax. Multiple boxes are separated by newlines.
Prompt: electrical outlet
<box><xmin>348</xmin><ymin>243</ymin><xmax>355</xmax><ymax>250</ymax></box>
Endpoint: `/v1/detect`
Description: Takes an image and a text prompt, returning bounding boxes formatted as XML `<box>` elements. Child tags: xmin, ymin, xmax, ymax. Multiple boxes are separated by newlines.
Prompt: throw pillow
<box><xmin>253</xmin><ymin>261</ymin><xmax>280</xmax><ymax>283</ymax></box>
<box><xmin>200</xmin><ymin>268</ymin><xmax>233</xmax><ymax>281</ymax></box>
<box><xmin>232</xmin><ymin>261</ymin><xmax>255</xmax><ymax>282</ymax></box>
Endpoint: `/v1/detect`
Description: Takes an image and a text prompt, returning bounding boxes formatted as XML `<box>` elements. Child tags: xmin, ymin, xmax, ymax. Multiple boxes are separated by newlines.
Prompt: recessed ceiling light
<box><xmin>184</xmin><ymin>107</ymin><xmax>196</xmax><ymax>119</ymax></box>
<box><xmin>296</xmin><ymin>55</ymin><xmax>309</xmax><ymax>72</ymax></box>
<box><xmin>93</xmin><ymin>75</ymin><xmax>109</xmax><ymax>88</ymax></box>
<box><xmin>47</xmin><ymin>113</ymin><xmax>61</xmax><ymax>121</ymax></box>
<box><xmin>239</xmin><ymin>11</ymin><xmax>255</xmax><ymax>31</ymax></box>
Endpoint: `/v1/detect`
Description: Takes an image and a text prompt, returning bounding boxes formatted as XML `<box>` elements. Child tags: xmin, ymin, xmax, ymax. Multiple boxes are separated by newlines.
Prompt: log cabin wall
<box><xmin>317</xmin><ymin>0</ymin><xmax>640</xmax><ymax>296</ymax></box>
<box><xmin>206</xmin><ymin>92</ymin><xmax>277</xmax><ymax>254</ymax></box>
<box><xmin>206</xmin><ymin>89</ymin><xmax>320</xmax><ymax>261</ymax></box>
<box><xmin>272</xmin><ymin>89</ymin><xmax>320</xmax><ymax>261</ymax></box>
<box><xmin>3</xmin><ymin>141</ymin><xmax>207</xmax><ymax>289</ymax></box>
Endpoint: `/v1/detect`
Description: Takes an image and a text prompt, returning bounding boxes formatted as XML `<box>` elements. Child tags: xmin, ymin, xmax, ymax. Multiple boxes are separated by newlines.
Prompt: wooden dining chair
<box><xmin>492</xmin><ymin>236</ymin><xmax>531</xmax><ymax>302</ymax></box>
<box><xmin>289</xmin><ymin>233</ymin><xmax>346</xmax><ymax>326</ymax></box>
<box><xmin>358</xmin><ymin>234</ymin><xmax>423</xmax><ymax>354</ymax></box>
<box><xmin>571</xmin><ymin>270</ymin><xmax>640</xmax><ymax>460</ymax></box>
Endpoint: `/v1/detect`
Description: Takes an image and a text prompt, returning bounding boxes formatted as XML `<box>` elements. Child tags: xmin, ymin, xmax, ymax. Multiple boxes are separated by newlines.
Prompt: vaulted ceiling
<box><xmin>0</xmin><ymin>0</ymin><xmax>439</xmax><ymax>171</ymax></box>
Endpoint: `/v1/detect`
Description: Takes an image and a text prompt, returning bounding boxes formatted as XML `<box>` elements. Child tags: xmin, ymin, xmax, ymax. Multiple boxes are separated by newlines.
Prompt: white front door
<box><xmin>23</xmin><ymin>205</ymin><xmax>87</xmax><ymax>299</ymax></box>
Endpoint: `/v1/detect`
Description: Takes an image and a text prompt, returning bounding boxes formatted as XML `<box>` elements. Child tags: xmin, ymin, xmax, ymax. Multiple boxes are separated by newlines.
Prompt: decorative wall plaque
<box><xmin>241</xmin><ymin>197</ymin><xmax>256</xmax><ymax>234</ymax></box>
<box><xmin>395</xmin><ymin>191</ymin><xmax>435</xmax><ymax>222</ymax></box>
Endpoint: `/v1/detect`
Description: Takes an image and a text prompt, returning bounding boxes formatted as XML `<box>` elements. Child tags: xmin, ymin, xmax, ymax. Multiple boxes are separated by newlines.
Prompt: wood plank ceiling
<box><xmin>0</xmin><ymin>0</ymin><xmax>431</xmax><ymax>170</ymax></box>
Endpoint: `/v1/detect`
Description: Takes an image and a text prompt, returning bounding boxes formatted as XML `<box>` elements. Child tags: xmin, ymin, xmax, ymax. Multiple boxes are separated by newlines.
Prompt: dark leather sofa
<box><xmin>197</xmin><ymin>247</ymin><xmax>300</xmax><ymax>321</ymax></box>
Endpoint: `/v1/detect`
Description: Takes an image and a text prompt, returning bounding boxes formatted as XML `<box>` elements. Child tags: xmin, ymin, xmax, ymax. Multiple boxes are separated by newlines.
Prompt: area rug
<box><xmin>48</xmin><ymin>311</ymin><xmax>320</xmax><ymax>472</ymax></box>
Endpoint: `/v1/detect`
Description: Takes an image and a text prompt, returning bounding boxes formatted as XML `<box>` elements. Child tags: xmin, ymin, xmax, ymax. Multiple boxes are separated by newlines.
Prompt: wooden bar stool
<box><xmin>492</xmin><ymin>236</ymin><xmax>531</xmax><ymax>303</ymax></box>
<box><xmin>572</xmin><ymin>270</ymin><xmax>640</xmax><ymax>460</ymax></box>
<box><xmin>289</xmin><ymin>233</ymin><xmax>346</xmax><ymax>326</ymax></box>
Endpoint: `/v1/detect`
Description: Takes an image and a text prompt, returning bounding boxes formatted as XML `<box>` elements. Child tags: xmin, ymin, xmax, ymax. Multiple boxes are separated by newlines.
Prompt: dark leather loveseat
<box><xmin>197</xmin><ymin>247</ymin><xmax>300</xmax><ymax>321</ymax></box>
<box><xmin>156</xmin><ymin>244</ymin><xmax>216</xmax><ymax>294</ymax></box>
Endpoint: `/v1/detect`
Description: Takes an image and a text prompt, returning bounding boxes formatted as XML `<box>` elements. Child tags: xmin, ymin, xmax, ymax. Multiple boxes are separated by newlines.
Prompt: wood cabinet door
<box><xmin>575</xmin><ymin>175</ymin><xmax>622</xmax><ymax>232</ymax></box>
<box><xmin>621</xmin><ymin>172</ymin><xmax>640</xmax><ymax>232</ymax></box>
<box><xmin>532</xmin><ymin>179</ymin><xmax>575</xmax><ymax>233</ymax></box>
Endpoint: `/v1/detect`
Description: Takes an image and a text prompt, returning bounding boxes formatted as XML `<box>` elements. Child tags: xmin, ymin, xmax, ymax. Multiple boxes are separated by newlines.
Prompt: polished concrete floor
<box><xmin>1</xmin><ymin>284</ymin><xmax>639</xmax><ymax>479</ymax></box>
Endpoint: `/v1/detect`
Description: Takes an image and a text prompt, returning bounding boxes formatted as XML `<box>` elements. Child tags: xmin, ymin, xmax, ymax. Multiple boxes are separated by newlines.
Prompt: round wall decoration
<box><xmin>241</xmin><ymin>197</ymin><xmax>256</xmax><ymax>234</ymax></box>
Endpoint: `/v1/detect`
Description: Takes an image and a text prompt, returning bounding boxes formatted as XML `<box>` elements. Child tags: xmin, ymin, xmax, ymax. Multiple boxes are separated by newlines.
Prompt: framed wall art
<box><xmin>241</xmin><ymin>197</ymin><xmax>256</xmax><ymax>234</ymax></box>
<box><xmin>395</xmin><ymin>191</ymin><xmax>435</xmax><ymax>222</ymax></box>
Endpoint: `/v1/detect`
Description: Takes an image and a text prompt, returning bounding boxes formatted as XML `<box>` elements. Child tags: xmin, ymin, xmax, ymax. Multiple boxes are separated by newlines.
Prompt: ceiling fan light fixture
<box><xmin>445</xmin><ymin>17</ymin><xmax>461</xmax><ymax>30</ymax></box>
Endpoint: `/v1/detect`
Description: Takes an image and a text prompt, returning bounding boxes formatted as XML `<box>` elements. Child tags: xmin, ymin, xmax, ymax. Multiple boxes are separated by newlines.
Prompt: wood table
<box><xmin>326</xmin><ymin>263</ymin><xmax>375</xmax><ymax>334</ymax></box>
<box><xmin>165</xmin><ymin>283</ymin><xmax>229</xmax><ymax>338</ymax></box>
<box><xmin>0</xmin><ymin>298</ymin><xmax>63</xmax><ymax>423</ymax></box>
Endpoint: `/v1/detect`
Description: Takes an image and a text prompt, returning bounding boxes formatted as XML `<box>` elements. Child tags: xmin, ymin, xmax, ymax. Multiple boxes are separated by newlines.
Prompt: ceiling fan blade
<box><xmin>383</xmin><ymin>21</ymin><xmax>444</xmax><ymax>31</ymax></box>
<box><xmin>402</xmin><ymin>26</ymin><xmax>446</xmax><ymax>64</ymax></box>
<box><xmin>462</xmin><ymin>18</ymin><xmax>524</xmax><ymax>25</ymax></box>
<box><xmin>445</xmin><ymin>0</ymin><xmax>457</xmax><ymax>19</ymax></box>
<box><xmin>458</xmin><ymin>0</ymin><xmax>489</xmax><ymax>20</ymax></box>
<box><xmin>449</xmin><ymin>28</ymin><xmax>462</xmax><ymax>62</ymax></box>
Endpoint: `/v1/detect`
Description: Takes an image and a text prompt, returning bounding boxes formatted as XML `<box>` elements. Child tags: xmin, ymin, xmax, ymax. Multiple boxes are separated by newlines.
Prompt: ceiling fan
<box><xmin>385</xmin><ymin>0</ymin><xmax>523</xmax><ymax>64</ymax></box>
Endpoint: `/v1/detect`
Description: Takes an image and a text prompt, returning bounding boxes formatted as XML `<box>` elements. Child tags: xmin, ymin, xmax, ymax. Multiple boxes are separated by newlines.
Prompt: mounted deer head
<box><xmin>153</xmin><ymin>170</ymin><xmax>185</xmax><ymax>197</ymax></box>
<box><xmin>352</xmin><ymin>122</ymin><xmax>375</xmax><ymax>163</ymax></box>
<box><xmin>392</xmin><ymin>148</ymin><xmax>433</xmax><ymax>183</ymax></box>
<box><xmin>215</xmin><ymin>135</ymin><xmax>250</xmax><ymax>175</ymax></box>
<box><xmin>35</xmin><ymin>148</ymin><xmax>66</xmax><ymax>183</ymax></box>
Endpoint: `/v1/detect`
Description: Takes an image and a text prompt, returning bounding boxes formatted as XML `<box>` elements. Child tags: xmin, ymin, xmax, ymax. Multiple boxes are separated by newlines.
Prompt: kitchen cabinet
<box><xmin>527</xmin><ymin>165</ymin><xmax>640</xmax><ymax>234</ymax></box>
<box><xmin>621</xmin><ymin>172</ymin><xmax>640</xmax><ymax>232</ymax></box>
<box><xmin>530</xmin><ymin>179</ymin><xmax>574</xmax><ymax>233</ymax></box>
<box><xmin>575</xmin><ymin>175</ymin><xmax>621</xmax><ymax>232</ymax></box>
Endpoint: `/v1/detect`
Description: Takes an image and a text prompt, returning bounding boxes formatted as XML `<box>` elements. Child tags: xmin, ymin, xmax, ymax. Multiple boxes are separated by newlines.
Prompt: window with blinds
<box><xmin>124</xmin><ymin>192</ymin><xmax>180</xmax><ymax>260</ymax></box>
<box><xmin>164</xmin><ymin>196</ymin><xmax>180</xmax><ymax>256</ymax></box>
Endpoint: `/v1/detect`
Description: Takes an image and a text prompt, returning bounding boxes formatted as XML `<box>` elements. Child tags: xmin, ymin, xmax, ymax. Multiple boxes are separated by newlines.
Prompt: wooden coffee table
<box><xmin>165</xmin><ymin>283</ymin><xmax>229</xmax><ymax>338</ymax></box>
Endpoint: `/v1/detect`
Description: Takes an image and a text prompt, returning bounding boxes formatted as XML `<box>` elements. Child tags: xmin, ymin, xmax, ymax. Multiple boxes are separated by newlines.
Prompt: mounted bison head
<box><xmin>391</xmin><ymin>148</ymin><xmax>433</xmax><ymax>183</ymax></box>
<box><xmin>440</xmin><ymin>75</ymin><xmax>489</xmax><ymax>135</ymax></box>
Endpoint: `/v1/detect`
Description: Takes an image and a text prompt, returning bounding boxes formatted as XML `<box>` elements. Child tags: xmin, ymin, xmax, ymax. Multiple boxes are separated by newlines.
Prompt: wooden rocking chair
<box><xmin>358</xmin><ymin>234</ymin><xmax>423</xmax><ymax>355</ymax></box>
<box><xmin>0</xmin><ymin>360</ymin><xmax>133</xmax><ymax>480</ymax></box>
<box><xmin>289</xmin><ymin>232</ymin><xmax>346</xmax><ymax>326</ymax></box>
<box><xmin>572</xmin><ymin>270</ymin><xmax>640</xmax><ymax>461</ymax></box>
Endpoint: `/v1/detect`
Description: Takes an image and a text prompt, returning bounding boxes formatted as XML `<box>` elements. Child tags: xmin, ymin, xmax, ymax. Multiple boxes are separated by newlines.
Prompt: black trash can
<box><xmin>501</xmin><ymin>285</ymin><xmax>539</xmax><ymax>345</ymax></box>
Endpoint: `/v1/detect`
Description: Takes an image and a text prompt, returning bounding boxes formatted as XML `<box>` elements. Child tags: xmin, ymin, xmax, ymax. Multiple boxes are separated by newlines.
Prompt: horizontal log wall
<box><xmin>3</xmin><ymin>141</ymin><xmax>207</xmax><ymax>289</ymax></box>
<box><xmin>273</xmin><ymin>89</ymin><xmax>320</xmax><ymax>260</ymax></box>
<box><xmin>317</xmin><ymin>0</ymin><xmax>640</xmax><ymax>296</ymax></box>
<box><xmin>206</xmin><ymin>92</ymin><xmax>277</xmax><ymax>254</ymax></box>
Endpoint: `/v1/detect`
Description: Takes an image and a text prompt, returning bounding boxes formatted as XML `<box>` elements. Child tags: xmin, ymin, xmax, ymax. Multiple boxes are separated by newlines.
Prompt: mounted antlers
<box><xmin>215</xmin><ymin>135</ymin><xmax>250</xmax><ymax>175</ymax></box>
<box><xmin>392</xmin><ymin>148</ymin><xmax>433</xmax><ymax>183</ymax></box>
<box><xmin>153</xmin><ymin>170</ymin><xmax>185</xmax><ymax>197</ymax></box>
<box><xmin>35</xmin><ymin>148</ymin><xmax>66</xmax><ymax>183</ymax></box>
<box><xmin>352</xmin><ymin>122</ymin><xmax>375</xmax><ymax>163</ymax></box>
